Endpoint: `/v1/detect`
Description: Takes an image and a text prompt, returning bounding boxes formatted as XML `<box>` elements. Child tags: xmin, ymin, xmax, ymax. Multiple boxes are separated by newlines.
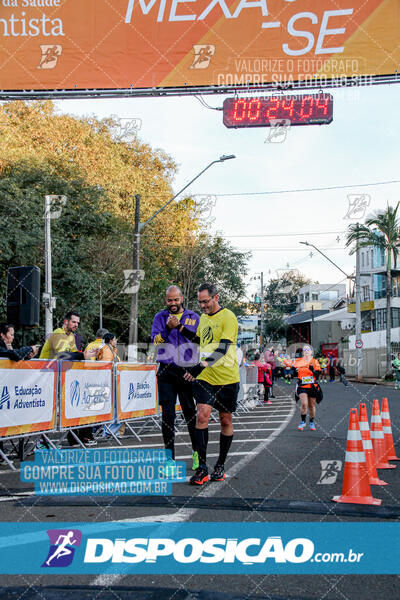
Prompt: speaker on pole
<box><xmin>6</xmin><ymin>266</ymin><xmax>40</xmax><ymax>327</ymax></box>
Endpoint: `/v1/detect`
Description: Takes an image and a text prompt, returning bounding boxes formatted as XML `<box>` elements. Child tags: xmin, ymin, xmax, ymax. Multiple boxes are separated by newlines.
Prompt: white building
<box><xmin>297</xmin><ymin>283</ymin><xmax>347</xmax><ymax>313</ymax></box>
<box><xmin>347</xmin><ymin>242</ymin><xmax>400</xmax><ymax>348</ymax></box>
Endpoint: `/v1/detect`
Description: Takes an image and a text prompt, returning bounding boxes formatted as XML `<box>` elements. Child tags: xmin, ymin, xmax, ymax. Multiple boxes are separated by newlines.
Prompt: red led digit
<box><xmin>223</xmin><ymin>94</ymin><xmax>332</xmax><ymax>127</ymax></box>
<box><xmin>300</xmin><ymin>96</ymin><xmax>314</xmax><ymax>119</ymax></box>
<box><xmin>281</xmin><ymin>97</ymin><xmax>294</xmax><ymax>117</ymax></box>
<box><xmin>247</xmin><ymin>99</ymin><xmax>261</xmax><ymax>122</ymax></box>
<box><xmin>233</xmin><ymin>99</ymin><xmax>247</xmax><ymax>122</ymax></box>
<box><xmin>266</xmin><ymin>97</ymin><xmax>280</xmax><ymax>121</ymax></box>
<box><xmin>315</xmin><ymin>95</ymin><xmax>329</xmax><ymax>116</ymax></box>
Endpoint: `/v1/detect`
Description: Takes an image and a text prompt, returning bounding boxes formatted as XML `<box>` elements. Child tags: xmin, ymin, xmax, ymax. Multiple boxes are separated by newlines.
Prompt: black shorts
<box><xmin>193</xmin><ymin>380</ymin><xmax>239</xmax><ymax>413</ymax></box>
<box><xmin>297</xmin><ymin>387</ymin><xmax>317</xmax><ymax>398</ymax></box>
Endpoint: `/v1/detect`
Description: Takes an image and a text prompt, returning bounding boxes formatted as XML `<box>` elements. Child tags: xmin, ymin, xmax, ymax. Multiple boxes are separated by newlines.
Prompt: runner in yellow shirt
<box><xmin>170</xmin><ymin>282</ymin><xmax>239</xmax><ymax>485</ymax></box>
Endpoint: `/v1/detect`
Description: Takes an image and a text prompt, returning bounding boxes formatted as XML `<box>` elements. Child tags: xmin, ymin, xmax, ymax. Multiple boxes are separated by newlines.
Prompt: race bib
<box><xmin>301</xmin><ymin>376</ymin><xmax>314</xmax><ymax>385</ymax></box>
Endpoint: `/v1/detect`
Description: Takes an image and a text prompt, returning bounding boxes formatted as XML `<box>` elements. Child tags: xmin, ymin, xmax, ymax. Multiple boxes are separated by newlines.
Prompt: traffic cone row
<box><xmin>358</xmin><ymin>403</ymin><xmax>387</xmax><ymax>486</ymax></box>
<box><xmin>333</xmin><ymin>398</ymin><xmax>398</xmax><ymax>506</ymax></box>
<box><xmin>381</xmin><ymin>397</ymin><xmax>399</xmax><ymax>462</ymax></box>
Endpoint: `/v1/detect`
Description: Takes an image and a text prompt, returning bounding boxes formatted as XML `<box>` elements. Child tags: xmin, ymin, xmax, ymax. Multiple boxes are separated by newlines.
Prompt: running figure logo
<box><xmin>344</xmin><ymin>194</ymin><xmax>371</xmax><ymax>220</ymax></box>
<box><xmin>317</xmin><ymin>460</ymin><xmax>342</xmax><ymax>485</ymax></box>
<box><xmin>42</xmin><ymin>529</ymin><xmax>82</xmax><ymax>567</ymax></box>
<box><xmin>190</xmin><ymin>45</ymin><xmax>215</xmax><ymax>69</ymax></box>
<box><xmin>265</xmin><ymin>119</ymin><xmax>291</xmax><ymax>144</ymax></box>
<box><xmin>37</xmin><ymin>45</ymin><xmax>62</xmax><ymax>69</ymax></box>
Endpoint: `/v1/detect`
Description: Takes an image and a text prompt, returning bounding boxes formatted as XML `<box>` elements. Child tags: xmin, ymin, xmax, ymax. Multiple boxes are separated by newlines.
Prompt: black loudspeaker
<box><xmin>7</xmin><ymin>266</ymin><xmax>40</xmax><ymax>327</ymax></box>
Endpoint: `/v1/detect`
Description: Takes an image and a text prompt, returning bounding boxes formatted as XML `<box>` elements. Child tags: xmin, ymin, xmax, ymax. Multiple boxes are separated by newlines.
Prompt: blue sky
<box><xmin>56</xmin><ymin>83</ymin><xmax>400</xmax><ymax>298</ymax></box>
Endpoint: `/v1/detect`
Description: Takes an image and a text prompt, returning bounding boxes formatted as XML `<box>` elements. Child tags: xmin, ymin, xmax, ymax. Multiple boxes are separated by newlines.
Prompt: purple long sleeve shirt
<box><xmin>151</xmin><ymin>308</ymin><xmax>200</xmax><ymax>367</ymax></box>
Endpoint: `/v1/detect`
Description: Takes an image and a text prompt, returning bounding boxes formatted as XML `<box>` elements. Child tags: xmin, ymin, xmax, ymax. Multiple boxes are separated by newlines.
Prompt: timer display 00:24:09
<box><xmin>223</xmin><ymin>94</ymin><xmax>333</xmax><ymax>128</ymax></box>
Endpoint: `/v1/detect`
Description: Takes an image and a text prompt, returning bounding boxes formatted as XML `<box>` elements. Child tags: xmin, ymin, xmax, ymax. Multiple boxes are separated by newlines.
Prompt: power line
<box><xmin>222</xmin><ymin>230</ymin><xmax>345</xmax><ymax>238</ymax></box>
<box><xmin>235</xmin><ymin>247</ymin><xmax>347</xmax><ymax>251</ymax></box>
<box><xmin>206</xmin><ymin>179</ymin><xmax>400</xmax><ymax>198</ymax></box>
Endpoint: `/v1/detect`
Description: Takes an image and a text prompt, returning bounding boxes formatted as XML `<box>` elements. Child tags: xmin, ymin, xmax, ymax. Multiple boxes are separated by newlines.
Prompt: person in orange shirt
<box><xmin>97</xmin><ymin>332</ymin><xmax>120</xmax><ymax>363</ymax></box>
<box><xmin>293</xmin><ymin>345</ymin><xmax>322</xmax><ymax>431</ymax></box>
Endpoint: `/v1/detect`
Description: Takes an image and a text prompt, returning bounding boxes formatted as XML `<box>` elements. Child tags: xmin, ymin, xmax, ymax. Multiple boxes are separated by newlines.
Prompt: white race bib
<box><xmin>301</xmin><ymin>375</ymin><xmax>314</xmax><ymax>385</ymax></box>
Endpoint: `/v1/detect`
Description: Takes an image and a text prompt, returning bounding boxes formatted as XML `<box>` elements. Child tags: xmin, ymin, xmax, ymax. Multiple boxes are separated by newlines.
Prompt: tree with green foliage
<box><xmin>0</xmin><ymin>161</ymin><xmax>127</xmax><ymax>343</ymax></box>
<box><xmin>346</xmin><ymin>203</ymin><xmax>400</xmax><ymax>373</ymax></box>
<box><xmin>258</xmin><ymin>271</ymin><xmax>311</xmax><ymax>340</ymax></box>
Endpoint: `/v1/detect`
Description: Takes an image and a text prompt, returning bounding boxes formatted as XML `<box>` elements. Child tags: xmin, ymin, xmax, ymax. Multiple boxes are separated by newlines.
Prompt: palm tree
<box><xmin>345</xmin><ymin>202</ymin><xmax>400</xmax><ymax>374</ymax></box>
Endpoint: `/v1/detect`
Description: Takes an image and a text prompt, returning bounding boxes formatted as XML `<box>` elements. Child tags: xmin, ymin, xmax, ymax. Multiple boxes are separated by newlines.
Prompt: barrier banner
<box><xmin>0</xmin><ymin>1</ymin><xmax>398</xmax><ymax>91</ymax></box>
<box><xmin>116</xmin><ymin>363</ymin><xmax>157</xmax><ymax>420</ymax></box>
<box><xmin>0</xmin><ymin>359</ymin><xmax>57</xmax><ymax>439</ymax></box>
<box><xmin>60</xmin><ymin>361</ymin><xmax>113</xmax><ymax>429</ymax></box>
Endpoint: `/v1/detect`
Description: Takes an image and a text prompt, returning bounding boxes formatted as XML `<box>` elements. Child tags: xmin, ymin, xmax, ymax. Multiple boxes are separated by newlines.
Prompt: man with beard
<box><xmin>170</xmin><ymin>282</ymin><xmax>240</xmax><ymax>485</ymax></box>
<box><xmin>151</xmin><ymin>286</ymin><xmax>200</xmax><ymax>474</ymax></box>
<box><xmin>40</xmin><ymin>311</ymin><xmax>98</xmax><ymax>446</ymax></box>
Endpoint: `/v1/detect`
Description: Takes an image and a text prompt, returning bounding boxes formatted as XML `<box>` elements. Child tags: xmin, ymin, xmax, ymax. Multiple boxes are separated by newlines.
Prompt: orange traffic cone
<box><xmin>370</xmin><ymin>399</ymin><xmax>396</xmax><ymax>470</ymax></box>
<box><xmin>381</xmin><ymin>397</ymin><xmax>400</xmax><ymax>461</ymax></box>
<box><xmin>333</xmin><ymin>408</ymin><xmax>381</xmax><ymax>505</ymax></box>
<box><xmin>358</xmin><ymin>403</ymin><xmax>387</xmax><ymax>486</ymax></box>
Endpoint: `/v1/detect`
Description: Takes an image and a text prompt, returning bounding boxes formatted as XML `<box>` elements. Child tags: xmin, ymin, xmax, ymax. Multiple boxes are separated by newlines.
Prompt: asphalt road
<box><xmin>1</xmin><ymin>378</ymin><xmax>399</xmax><ymax>599</ymax></box>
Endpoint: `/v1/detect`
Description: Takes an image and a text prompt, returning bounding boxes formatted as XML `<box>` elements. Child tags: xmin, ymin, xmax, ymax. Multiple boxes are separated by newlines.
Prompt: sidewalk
<box><xmin>347</xmin><ymin>376</ymin><xmax>397</xmax><ymax>387</ymax></box>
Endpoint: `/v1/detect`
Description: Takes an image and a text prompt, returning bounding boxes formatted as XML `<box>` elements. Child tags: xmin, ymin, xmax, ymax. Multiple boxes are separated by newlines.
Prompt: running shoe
<box><xmin>298</xmin><ymin>421</ymin><xmax>307</xmax><ymax>431</ymax></box>
<box><xmin>309</xmin><ymin>422</ymin><xmax>316</xmax><ymax>431</ymax></box>
<box><xmin>35</xmin><ymin>441</ymin><xmax>49</xmax><ymax>450</ymax></box>
<box><xmin>210</xmin><ymin>464</ymin><xmax>225</xmax><ymax>482</ymax></box>
<box><xmin>84</xmin><ymin>438</ymin><xmax>97</xmax><ymax>446</ymax></box>
<box><xmin>189</xmin><ymin>466</ymin><xmax>209</xmax><ymax>485</ymax></box>
<box><xmin>192</xmin><ymin>451</ymin><xmax>199</xmax><ymax>471</ymax></box>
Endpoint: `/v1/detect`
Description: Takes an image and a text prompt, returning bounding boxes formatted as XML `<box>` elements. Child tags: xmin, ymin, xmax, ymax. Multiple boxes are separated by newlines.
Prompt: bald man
<box><xmin>151</xmin><ymin>286</ymin><xmax>200</xmax><ymax>473</ymax></box>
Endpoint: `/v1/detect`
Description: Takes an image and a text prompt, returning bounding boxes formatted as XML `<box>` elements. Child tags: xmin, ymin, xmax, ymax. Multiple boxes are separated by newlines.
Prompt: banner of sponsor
<box><xmin>0</xmin><ymin>1</ymin><xmax>398</xmax><ymax>92</ymax></box>
<box><xmin>0</xmin><ymin>522</ymin><xmax>399</xmax><ymax>574</ymax></box>
<box><xmin>60</xmin><ymin>361</ymin><xmax>113</xmax><ymax>429</ymax></box>
<box><xmin>0</xmin><ymin>359</ymin><xmax>57</xmax><ymax>439</ymax></box>
<box><xmin>116</xmin><ymin>363</ymin><xmax>157</xmax><ymax>420</ymax></box>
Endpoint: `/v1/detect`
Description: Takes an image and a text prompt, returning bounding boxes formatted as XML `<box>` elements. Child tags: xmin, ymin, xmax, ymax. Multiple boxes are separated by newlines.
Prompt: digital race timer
<box><xmin>223</xmin><ymin>93</ymin><xmax>333</xmax><ymax>128</ymax></box>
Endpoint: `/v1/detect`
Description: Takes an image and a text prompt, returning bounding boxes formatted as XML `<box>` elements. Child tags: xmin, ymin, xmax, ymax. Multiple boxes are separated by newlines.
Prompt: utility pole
<box><xmin>260</xmin><ymin>271</ymin><xmax>264</xmax><ymax>352</ymax></box>
<box><xmin>43</xmin><ymin>195</ymin><xmax>66</xmax><ymax>337</ymax></box>
<box><xmin>99</xmin><ymin>280</ymin><xmax>103</xmax><ymax>330</ymax></box>
<box><xmin>43</xmin><ymin>196</ymin><xmax>54</xmax><ymax>338</ymax></box>
<box><xmin>300</xmin><ymin>239</ymin><xmax>363</xmax><ymax>380</ymax></box>
<box><xmin>128</xmin><ymin>193</ymin><xmax>141</xmax><ymax>360</ymax></box>
<box><xmin>126</xmin><ymin>155</ymin><xmax>236</xmax><ymax>362</ymax></box>
<box><xmin>355</xmin><ymin>224</ymin><xmax>363</xmax><ymax>381</ymax></box>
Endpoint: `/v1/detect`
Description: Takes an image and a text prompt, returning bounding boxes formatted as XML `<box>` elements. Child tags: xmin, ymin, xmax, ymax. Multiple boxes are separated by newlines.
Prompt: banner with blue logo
<box><xmin>60</xmin><ymin>361</ymin><xmax>113</xmax><ymax>429</ymax></box>
<box><xmin>0</xmin><ymin>522</ymin><xmax>399</xmax><ymax>574</ymax></box>
<box><xmin>0</xmin><ymin>359</ymin><xmax>57</xmax><ymax>438</ymax></box>
<box><xmin>116</xmin><ymin>363</ymin><xmax>157</xmax><ymax>421</ymax></box>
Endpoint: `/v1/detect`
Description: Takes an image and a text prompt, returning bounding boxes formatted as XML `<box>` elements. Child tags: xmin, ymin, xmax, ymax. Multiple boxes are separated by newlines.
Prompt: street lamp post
<box><xmin>43</xmin><ymin>195</ymin><xmax>66</xmax><ymax>338</ymax></box>
<box><xmin>251</xmin><ymin>272</ymin><xmax>265</xmax><ymax>351</ymax></box>
<box><xmin>127</xmin><ymin>154</ymin><xmax>236</xmax><ymax>360</ymax></box>
<box><xmin>299</xmin><ymin>240</ymin><xmax>362</xmax><ymax>380</ymax></box>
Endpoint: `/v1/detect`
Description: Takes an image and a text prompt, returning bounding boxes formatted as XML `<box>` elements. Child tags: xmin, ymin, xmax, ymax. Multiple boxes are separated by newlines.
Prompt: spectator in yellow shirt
<box><xmin>40</xmin><ymin>311</ymin><xmax>97</xmax><ymax>361</ymax></box>
<box><xmin>85</xmin><ymin>328</ymin><xmax>109</xmax><ymax>360</ymax></box>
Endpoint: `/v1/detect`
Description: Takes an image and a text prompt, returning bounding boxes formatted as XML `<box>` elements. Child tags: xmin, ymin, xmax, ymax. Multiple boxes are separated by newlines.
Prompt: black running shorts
<box><xmin>297</xmin><ymin>386</ymin><xmax>317</xmax><ymax>398</ymax></box>
<box><xmin>193</xmin><ymin>380</ymin><xmax>239</xmax><ymax>413</ymax></box>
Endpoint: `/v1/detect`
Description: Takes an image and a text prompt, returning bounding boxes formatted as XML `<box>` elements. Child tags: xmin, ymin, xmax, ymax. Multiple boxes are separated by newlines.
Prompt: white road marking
<box><xmin>90</xmin><ymin>399</ymin><xmax>296</xmax><ymax>587</ymax></box>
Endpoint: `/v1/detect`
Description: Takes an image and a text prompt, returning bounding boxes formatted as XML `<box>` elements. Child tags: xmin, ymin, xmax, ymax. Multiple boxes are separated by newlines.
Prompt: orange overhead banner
<box><xmin>0</xmin><ymin>0</ymin><xmax>398</xmax><ymax>91</ymax></box>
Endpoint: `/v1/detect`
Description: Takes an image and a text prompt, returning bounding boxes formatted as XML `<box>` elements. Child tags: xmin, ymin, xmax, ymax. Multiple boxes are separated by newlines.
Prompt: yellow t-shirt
<box><xmin>196</xmin><ymin>308</ymin><xmax>239</xmax><ymax>386</ymax></box>
<box><xmin>39</xmin><ymin>328</ymin><xmax>77</xmax><ymax>359</ymax></box>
